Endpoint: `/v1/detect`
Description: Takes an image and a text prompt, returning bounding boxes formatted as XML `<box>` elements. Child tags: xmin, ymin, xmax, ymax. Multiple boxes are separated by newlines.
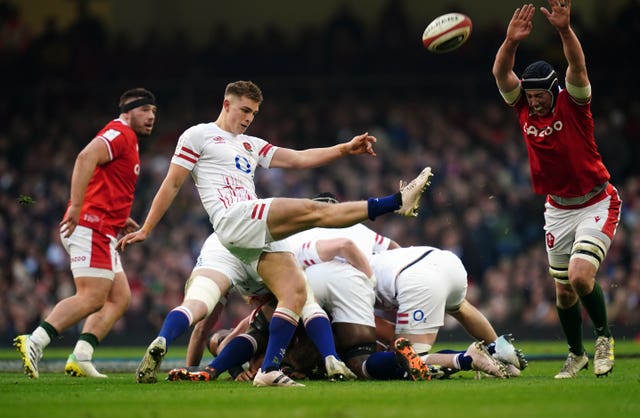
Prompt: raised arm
<box><xmin>270</xmin><ymin>132</ymin><xmax>376</xmax><ymax>169</ymax></box>
<box><xmin>540</xmin><ymin>0</ymin><xmax>589</xmax><ymax>91</ymax></box>
<box><xmin>116</xmin><ymin>163</ymin><xmax>190</xmax><ymax>251</ymax></box>
<box><xmin>492</xmin><ymin>4</ymin><xmax>536</xmax><ymax>97</ymax></box>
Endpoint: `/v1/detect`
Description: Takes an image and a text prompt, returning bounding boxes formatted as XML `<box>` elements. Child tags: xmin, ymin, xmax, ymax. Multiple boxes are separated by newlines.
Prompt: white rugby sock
<box><xmin>31</xmin><ymin>326</ymin><xmax>51</xmax><ymax>348</ymax></box>
<box><xmin>73</xmin><ymin>340</ymin><xmax>94</xmax><ymax>361</ymax></box>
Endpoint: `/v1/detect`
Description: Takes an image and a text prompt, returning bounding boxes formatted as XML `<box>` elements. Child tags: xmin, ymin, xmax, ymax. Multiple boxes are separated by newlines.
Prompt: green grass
<box><xmin>1</xmin><ymin>340</ymin><xmax>639</xmax><ymax>418</ymax></box>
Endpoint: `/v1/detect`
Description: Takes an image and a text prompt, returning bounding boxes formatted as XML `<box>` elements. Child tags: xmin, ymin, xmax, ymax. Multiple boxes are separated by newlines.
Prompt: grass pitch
<box><xmin>1</xmin><ymin>340</ymin><xmax>638</xmax><ymax>418</ymax></box>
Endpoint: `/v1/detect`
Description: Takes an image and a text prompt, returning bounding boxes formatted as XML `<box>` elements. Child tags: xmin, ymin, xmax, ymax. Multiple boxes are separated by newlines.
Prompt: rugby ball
<box><xmin>422</xmin><ymin>13</ymin><xmax>472</xmax><ymax>53</ymax></box>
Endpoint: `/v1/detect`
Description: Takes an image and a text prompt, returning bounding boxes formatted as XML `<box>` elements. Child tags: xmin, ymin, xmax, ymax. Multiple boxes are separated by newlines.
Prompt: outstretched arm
<box><xmin>270</xmin><ymin>132</ymin><xmax>376</xmax><ymax>169</ymax></box>
<box><xmin>492</xmin><ymin>4</ymin><xmax>536</xmax><ymax>97</ymax></box>
<box><xmin>540</xmin><ymin>0</ymin><xmax>589</xmax><ymax>91</ymax></box>
<box><xmin>116</xmin><ymin>163</ymin><xmax>190</xmax><ymax>251</ymax></box>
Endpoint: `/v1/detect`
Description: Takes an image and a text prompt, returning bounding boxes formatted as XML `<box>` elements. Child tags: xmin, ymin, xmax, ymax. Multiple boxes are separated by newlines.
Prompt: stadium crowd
<box><xmin>1</xmin><ymin>0</ymin><xmax>639</xmax><ymax>346</ymax></box>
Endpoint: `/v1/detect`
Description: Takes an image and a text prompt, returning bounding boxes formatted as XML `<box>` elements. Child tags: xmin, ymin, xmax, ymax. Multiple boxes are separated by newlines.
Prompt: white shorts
<box><xmin>305</xmin><ymin>261</ymin><xmax>376</xmax><ymax>327</ymax></box>
<box><xmin>195</xmin><ymin>233</ymin><xmax>293</xmax><ymax>297</ymax></box>
<box><xmin>215</xmin><ymin>198</ymin><xmax>289</xmax><ymax>264</ymax></box>
<box><xmin>395</xmin><ymin>250</ymin><xmax>467</xmax><ymax>334</ymax></box>
<box><xmin>195</xmin><ymin>233</ymin><xmax>269</xmax><ymax>296</ymax></box>
<box><xmin>60</xmin><ymin>225</ymin><xmax>122</xmax><ymax>280</ymax></box>
<box><xmin>544</xmin><ymin>185</ymin><xmax>621</xmax><ymax>268</ymax></box>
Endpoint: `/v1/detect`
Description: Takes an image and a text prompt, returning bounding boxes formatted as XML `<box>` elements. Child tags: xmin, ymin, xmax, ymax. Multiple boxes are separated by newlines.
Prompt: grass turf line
<box><xmin>1</xmin><ymin>340</ymin><xmax>639</xmax><ymax>418</ymax></box>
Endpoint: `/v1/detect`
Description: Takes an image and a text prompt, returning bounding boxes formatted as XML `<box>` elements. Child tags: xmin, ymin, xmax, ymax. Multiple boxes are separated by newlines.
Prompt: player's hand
<box><xmin>540</xmin><ymin>0</ymin><xmax>570</xmax><ymax>30</ymax></box>
<box><xmin>120</xmin><ymin>217</ymin><xmax>140</xmax><ymax>236</ymax></box>
<box><xmin>59</xmin><ymin>206</ymin><xmax>81</xmax><ymax>238</ymax></box>
<box><xmin>344</xmin><ymin>132</ymin><xmax>377</xmax><ymax>157</ymax></box>
<box><xmin>234</xmin><ymin>370</ymin><xmax>256</xmax><ymax>382</ymax></box>
<box><xmin>116</xmin><ymin>229</ymin><xmax>149</xmax><ymax>251</ymax></box>
<box><xmin>506</xmin><ymin>3</ymin><xmax>535</xmax><ymax>42</ymax></box>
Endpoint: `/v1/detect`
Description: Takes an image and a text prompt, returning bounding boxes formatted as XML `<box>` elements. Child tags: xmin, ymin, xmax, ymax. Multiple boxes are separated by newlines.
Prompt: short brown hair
<box><xmin>224</xmin><ymin>81</ymin><xmax>263</xmax><ymax>104</ymax></box>
<box><xmin>119</xmin><ymin>87</ymin><xmax>155</xmax><ymax>108</ymax></box>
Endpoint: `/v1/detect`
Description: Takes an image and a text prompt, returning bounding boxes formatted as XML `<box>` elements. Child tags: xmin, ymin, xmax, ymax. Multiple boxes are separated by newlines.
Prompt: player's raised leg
<box><xmin>266</xmin><ymin>167</ymin><xmax>433</xmax><ymax>241</ymax></box>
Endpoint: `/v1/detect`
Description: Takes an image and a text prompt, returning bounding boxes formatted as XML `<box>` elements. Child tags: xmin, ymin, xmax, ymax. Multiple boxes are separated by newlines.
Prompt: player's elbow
<box><xmin>336</xmin><ymin>238</ymin><xmax>357</xmax><ymax>253</ymax></box>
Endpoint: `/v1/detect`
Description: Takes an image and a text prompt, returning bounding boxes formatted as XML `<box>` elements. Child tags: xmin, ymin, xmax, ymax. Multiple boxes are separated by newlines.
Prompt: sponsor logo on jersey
<box><xmin>83</xmin><ymin>214</ymin><xmax>101</xmax><ymax>223</ymax></box>
<box><xmin>524</xmin><ymin>120</ymin><xmax>564</xmax><ymax>138</ymax></box>
<box><xmin>594</xmin><ymin>215</ymin><xmax>601</xmax><ymax>223</ymax></box>
<box><xmin>412</xmin><ymin>310</ymin><xmax>426</xmax><ymax>322</ymax></box>
<box><xmin>212</xmin><ymin>136</ymin><xmax>225</xmax><ymax>144</ymax></box>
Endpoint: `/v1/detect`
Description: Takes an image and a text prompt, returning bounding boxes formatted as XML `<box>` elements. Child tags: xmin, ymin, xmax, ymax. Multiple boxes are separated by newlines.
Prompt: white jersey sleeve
<box><xmin>172</xmin><ymin>124</ymin><xmax>203</xmax><ymax>172</ymax></box>
<box><xmin>169</xmin><ymin>123</ymin><xmax>279</xmax><ymax>224</ymax></box>
<box><xmin>366</xmin><ymin>226</ymin><xmax>392</xmax><ymax>253</ymax></box>
<box><xmin>287</xmin><ymin>225</ymin><xmax>392</xmax><ymax>269</ymax></box>
<box><xmin>171</xmin><ymin>123</ymin><xmax>277</xmax><ymax>172</ymax></box>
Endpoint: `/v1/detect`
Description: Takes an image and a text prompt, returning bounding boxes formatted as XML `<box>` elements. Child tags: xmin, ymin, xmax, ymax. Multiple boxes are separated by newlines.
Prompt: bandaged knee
<box><xmin>571</xmin><ymin>236</ymin><xmax>606</xmax><ymax>269</ymax></box>
<box><xmin>412</xmin><ymin>342</ymin><xmax>432</xmax><ymax>356</ymax></box>
<box><xmin>301</xmin><ymin>301</ymin><xmax>328</xmax><ymax>322</ymax></box>
<box><xmin>300</xmin><ymin>282</ymin><xmax>327</xmax><ymax>322</ymax></box>
<box><xmin>549</xmin><ymin>263</ymin><xmax>569</xmax><ymax>284</ymax></box>
<box><xmin>184</xmin><ymin>275</ymin><xmax>223</xmax><ymax>316</ymax></box>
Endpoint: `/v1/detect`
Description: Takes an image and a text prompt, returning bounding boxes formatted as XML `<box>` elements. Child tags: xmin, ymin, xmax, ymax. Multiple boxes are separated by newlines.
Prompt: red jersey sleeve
<box><xmin>73</xmin><ymin>119</ymin><xmax>141</xmax><ymax>236</ymax></box>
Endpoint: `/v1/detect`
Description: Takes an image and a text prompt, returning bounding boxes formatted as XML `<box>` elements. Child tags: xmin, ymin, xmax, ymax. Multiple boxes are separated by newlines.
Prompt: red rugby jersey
<box><xmin>69</xmin><ymin>118</ymin><xmax>140</xmax><ymax>236</ymax></box>
<box><xmin>514</xmin><ymin>89</ymin><xmax>609</xmax><ymax>197</ymax></box>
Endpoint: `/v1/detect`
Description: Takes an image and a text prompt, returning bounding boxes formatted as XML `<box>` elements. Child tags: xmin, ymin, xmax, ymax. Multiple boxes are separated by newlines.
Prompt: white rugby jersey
<box><xmin>371</xmin><ymin>246</ymin><xmax>437</xmax><ymax>307</ymax></box>
<box><xmin>170</xmin><ymin>122</ymin><xmax>278</xmax><ymax>228</ymax></box>
<box><xmin>288</xmin><ymin>224</ymin><xmax>391</xmax><ymax>268</ymax></box>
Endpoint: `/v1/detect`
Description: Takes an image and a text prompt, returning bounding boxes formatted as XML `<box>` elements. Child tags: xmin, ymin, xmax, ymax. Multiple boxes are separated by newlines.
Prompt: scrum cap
<box><xmin>521</xmin><ymin>60</ymin><xmax>560</xmax><ymax>108</ymax></box>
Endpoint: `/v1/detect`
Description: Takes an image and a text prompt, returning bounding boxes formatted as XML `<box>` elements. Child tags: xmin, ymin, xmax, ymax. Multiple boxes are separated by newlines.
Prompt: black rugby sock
<box><xmin>556</xmin><ymin>303</ymin><xmax>585</xmax><ymax>355</ymax></box>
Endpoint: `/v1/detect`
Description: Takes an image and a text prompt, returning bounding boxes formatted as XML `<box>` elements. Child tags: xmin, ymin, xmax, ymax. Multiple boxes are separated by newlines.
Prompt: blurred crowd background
<box><xmin>1</xmin><ymin>0</ymin><xmax>639</xmax><ymax>346</ymax></box>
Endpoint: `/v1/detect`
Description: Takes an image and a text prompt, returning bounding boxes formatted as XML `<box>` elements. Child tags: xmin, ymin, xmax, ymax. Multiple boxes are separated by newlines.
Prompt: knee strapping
<box><xmin>301</xmin><ymin>282</ymin><xmax>326</xmax><ymax>322</ymax></box>
<box><xmin>273</xmin><ymin>307</ymin><xmax>300</xmax><ymax>325</ymax></box>
<box><xmin>184</xmin><ymin>275</ymin><xmax>223</xmax><ymax>316</ymax></box>
<box><xmin>412</xmin><ymin>342</ymin><xmax>432</xmax><ymax>355</ymax></box>
<box><xmin>571</xmin><ymin>236</ymin><xmax>606</xmax><ymax>269</ymax></box>
<box><xmin>301</xmin><ymin>301</ymin><xmax>327</xmax><ymax>323</ymax></box>
<box><xmin>549</xmin><ymin>264</ymin><xmax>569</xmax><ymax>284</ymax></box>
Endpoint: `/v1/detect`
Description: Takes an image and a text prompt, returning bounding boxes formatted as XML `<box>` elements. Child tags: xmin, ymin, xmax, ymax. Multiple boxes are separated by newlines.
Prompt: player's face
<box><xmin>525</xmin><ymin>90</ymin><xmax>553</xmax><ymax>116</ymax></box>
<box><xmin>128</xmin><ymin>105</ymin><xmax>157</xmax><ymax>137</ymax></box>
<box><xmin>225</xmin><ymin>95</ymin><xmax>259</xmax><ymax>135</ymax></box>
